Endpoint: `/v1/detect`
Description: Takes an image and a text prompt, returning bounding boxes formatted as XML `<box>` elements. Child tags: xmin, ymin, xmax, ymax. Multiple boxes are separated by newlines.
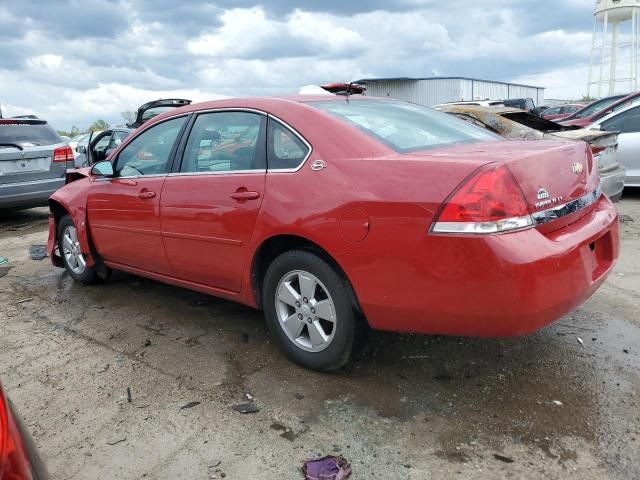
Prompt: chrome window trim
<box><xmin>166</xmin><ymin>169</ymin><xmax>266</xmax><ymax>178</ymax></box>
<box><xmin>266</xmin><ymin>115</ymin><xmax>313</xmax><ymax>173</ymax></box>
<box><xmin>531</xmin><ymin>185</ymin><xmax>602</xmax><ymax>225</ymax></box>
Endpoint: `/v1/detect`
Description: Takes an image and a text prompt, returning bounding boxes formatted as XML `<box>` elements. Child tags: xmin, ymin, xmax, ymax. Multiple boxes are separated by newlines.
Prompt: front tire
<box><xmin>262</xmin><ymin>250</ymin><xmax>356</xmax><ymax>371</ymax></box>
<box><xmin>58</xmin><ymin>215</ymin><xmax>99</xmax><ymax>284</ymax></box>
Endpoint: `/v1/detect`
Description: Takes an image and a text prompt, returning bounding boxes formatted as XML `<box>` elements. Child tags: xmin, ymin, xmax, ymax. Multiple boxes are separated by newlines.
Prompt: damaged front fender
<box><xmin>48</xmin><ymin>175</ymin><xmax>95</xmax><ymax>269</ymax></box>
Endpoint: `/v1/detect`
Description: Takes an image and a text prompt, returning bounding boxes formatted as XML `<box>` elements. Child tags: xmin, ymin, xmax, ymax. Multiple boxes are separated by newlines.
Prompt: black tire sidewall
<box><xmin>262</xmin><ymin>250</ymin><xmax>355</xmax><ymax>371</ymax></box>
<box><xmin>57</xmin><ymin>215</ymin><xmax>97</xmax><ymax>284</ymax></box>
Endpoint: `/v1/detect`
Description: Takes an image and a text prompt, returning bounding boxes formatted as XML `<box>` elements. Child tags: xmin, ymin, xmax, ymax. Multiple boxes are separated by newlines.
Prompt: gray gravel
<box><xmin>1</xmin><ymin>193</ymin><xmax>639</xmax><ymax>479</ymax></box>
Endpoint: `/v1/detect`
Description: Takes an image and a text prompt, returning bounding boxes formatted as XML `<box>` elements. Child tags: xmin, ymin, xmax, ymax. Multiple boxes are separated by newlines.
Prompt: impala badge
<box><xmin>537</xmin><ymin>188</ymin><xmax>550</xmax><ymax>201</ymax></box>
<box><xmin>311</xmin><ymin>159</ymin><xmax>326</xmax><ymax>171</ymax></box>
<box><xmin>572</xmin><ymin>162</ymin><xmax>584</xmax><ymax>175</ymax></box>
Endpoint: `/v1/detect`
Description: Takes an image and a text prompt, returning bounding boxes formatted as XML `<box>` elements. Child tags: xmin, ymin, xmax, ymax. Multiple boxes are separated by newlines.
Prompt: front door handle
<box><xmin>137</xmin><ymin>191</ymin><xmax>156</xmax><ymax>199</ymax></box>
<box><xmin>230</xmin><ymin>190</ymin><xmax>260</xmax><ymax>201</ymax></box>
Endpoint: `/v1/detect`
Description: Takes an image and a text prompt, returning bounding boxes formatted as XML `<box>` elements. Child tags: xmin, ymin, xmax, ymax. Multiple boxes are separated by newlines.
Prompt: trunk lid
<box><xmin>414</xmin><ymin>139</ymin><xmax>599</xmax><ymax>228</ymax></box>
<box><xmin>550</xmin><ymin>129</ymin><xmax>619</xmax><ymax>173</ymax></box>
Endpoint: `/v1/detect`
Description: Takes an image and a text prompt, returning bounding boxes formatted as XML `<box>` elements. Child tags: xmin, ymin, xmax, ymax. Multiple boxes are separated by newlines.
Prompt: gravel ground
<box><xmin>0</xmin><ymin>192</ymin><xmax>639</xmax><ymax>480</ymax></box>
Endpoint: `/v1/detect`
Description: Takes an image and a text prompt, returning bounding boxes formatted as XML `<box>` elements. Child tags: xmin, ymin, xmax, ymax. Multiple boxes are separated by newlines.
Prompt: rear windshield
<box><xmin>570</xmin><ymin>95</ymin><xmax>625</xmax><ymax>119</ymax></box>
<box><xmin>310</xmin><ymin>100</ymin><xmax>497</xmax><ymax>153</ymax></box>
<box><xmin>0</xmin><ymin>121</ymin><xmax>61</xmax><ymax>146</ymax></box>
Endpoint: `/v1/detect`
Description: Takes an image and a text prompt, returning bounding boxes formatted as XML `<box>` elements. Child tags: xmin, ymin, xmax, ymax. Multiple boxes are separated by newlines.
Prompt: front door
<box><xmin>87</xmin><ymin>116</ymin><xmax>188</xmax><ymax>275</ymax></box>
<box><xmin>160</xmin><ymin>111</ymin><xmax>267</xmax><ymax>292</ymax></box>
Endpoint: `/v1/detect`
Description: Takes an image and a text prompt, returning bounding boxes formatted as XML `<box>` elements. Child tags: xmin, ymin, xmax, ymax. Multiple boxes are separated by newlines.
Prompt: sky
<box><xmin>0</xmin><ymin>0</ymin><xmax>599</xmax><ymax>130</ymax></box>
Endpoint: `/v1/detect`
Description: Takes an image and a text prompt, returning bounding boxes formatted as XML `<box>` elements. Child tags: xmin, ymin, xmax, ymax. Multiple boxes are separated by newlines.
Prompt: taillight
<box><xmin>53</xmin><ymin>145</ymin><xmax>73</xmax><ymax>163</ymax></box>
<box><xmin>431</xmin><ymin>164</ymin><xmax>533</xmax><ymax>234</ymax></box>
<box><xmin>0</xmin><ymin>385</ymin><xmax>34</xmax><ymax>480</ymax></box>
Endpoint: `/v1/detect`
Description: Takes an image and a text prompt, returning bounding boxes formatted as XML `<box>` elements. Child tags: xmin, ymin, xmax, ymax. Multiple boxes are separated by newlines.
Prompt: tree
<box><xmin>121</xmin><ymin>111</ymin><xmax>135</xmax><ymax>124</ymax></box>
<box><xmin>581</xmin><ymin>95</ymin><xmax>597</xmax><ymax>103</ymax></box>
<box><xmin>88</xmin><ymin>119</ymin><xmax>110</xmax><ymax>132</ymax></box>
<box><xmin>56</xmin><ymin>125</ymin><xmax>82</xmax><ymax>138</ymax></box>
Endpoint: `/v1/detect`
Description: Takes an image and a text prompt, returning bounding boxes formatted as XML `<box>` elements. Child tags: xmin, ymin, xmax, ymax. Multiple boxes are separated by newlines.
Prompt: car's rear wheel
<box><xmin>58</xmin><ymin>215</ymin><xmax>99</xmax><ymax>284</ymax></box>
<box><xmin>262</xmin><ymin>250</ymin><xmax>356</xmax><ymax>371</ymax></box>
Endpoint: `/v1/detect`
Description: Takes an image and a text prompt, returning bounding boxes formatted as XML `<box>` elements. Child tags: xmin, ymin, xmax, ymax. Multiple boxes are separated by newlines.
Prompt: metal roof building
<box><xmin>355</xmin><ymin>77</ymin><xmax>545</xmax><ymax>107</ymax></box>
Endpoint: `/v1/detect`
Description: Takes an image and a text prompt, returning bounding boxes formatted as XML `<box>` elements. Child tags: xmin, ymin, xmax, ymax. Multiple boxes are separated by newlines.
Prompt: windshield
<box><xmin>310</xmin><ymin>100</ymin><xmax>497</xmax><ymax>153</ymax></box>
<box><xmin>0</xmin><ymin>121</ymin><xmax>61</xmax><ymax>146</ymax></box>
<box><xmin>569</xmin><ymin>95</ymin><xmax>626</xmax><ymax>119</ymax></box>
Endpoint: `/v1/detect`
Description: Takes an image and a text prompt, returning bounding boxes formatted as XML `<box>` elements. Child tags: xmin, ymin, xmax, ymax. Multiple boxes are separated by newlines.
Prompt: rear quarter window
<box><xmin>311</xmin><ymin>100</ymin><xmax>497</xmax><ymax>153</ymax></box>
<box><xmin>0</xmin><ymin>121</ymin><xmax>61</xmax><ymax>146</ymax></box>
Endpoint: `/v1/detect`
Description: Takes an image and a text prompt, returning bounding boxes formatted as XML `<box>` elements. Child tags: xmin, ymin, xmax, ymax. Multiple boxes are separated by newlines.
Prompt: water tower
<box><xmin>588</xmin><ymin>0</ymin><xmax>640</xmax><ymax>97</ymax></box>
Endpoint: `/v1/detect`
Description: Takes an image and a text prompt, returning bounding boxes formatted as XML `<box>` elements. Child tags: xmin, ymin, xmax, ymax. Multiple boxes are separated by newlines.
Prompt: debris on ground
<box><xmin>0</xmin><ymin>256</ymin><xmax>8</xmax><ymax>265</ymax></box>
<box><xmin>624</xmin><ymin>349</ymin><xmax>630</xmax><ymax>354</ymax></box>
<box><xmin>28</xmin><ymin>245</ymin><xmax>47</xmax><ymax>260</ymax></box>
<box><xmin>144</xmin><ymin>338</ymin><xmax>152</xmax><ymax>347</ymax></box>
<box><xmin>493</xmin><ymin>454</ymin><xmax>515</xmax><ymax>463</ymax></box>
<box><xmin>302</xmin><ymin>456</ymin><xmax>351</xmax><ymax>480</ymax></box>
<box><xmin>619</xmin><ymin>215</ymin><xmax>634</xmax><ymax>224</ymax></box>
<box><xmin>16</xmin><ymin>297</ymin><xmax>33</xmax><ymax>304</ymax></box>
<box><xmin>0</xmin><ymin>265</ymin><xmax>13</xmax><ymax>279</ymax></box>
<box><xmin>180</xmin><ymin>401</ymin><xmax>201</xmax><ymax>410</ymax></box>
<box><xmin>577</xmin><ymin>337</ymin><xmax>584</xmax><ymax>346</ymax></box>
<box><xmin>294</xmin><ymin>393</ymin><xmax>305</xmax><ymax>400</ymax></box>
<box><xmin>231</xmin><ymin>403</ymin><xmax>260</xmax><ymax>414</ymax></box>
<box><xmin>106</xmin><ymin>437</ymin><xmax>126</xmax><ymax>446</ymax></box>
<box><xmin>551</xmin><ymin>400</ymin><xmax>563</xmax><ymax>406</ymax></box>
<box><xmin>126</xmin><ymin>387</ymin><xmax>132</xmax><ymax>403</ymax></box>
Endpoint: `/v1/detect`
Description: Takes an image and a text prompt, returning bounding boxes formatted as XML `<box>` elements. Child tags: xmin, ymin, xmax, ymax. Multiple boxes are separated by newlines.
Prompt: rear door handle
<box><xmin>137</xmin><ymin>191</ymin><xmax>156</xmax><ymax>199</ymax></box>
<box><xmin>230</xmin><ymin>190</ymin><xmax>260</xmax><ymax>201</ymax></box>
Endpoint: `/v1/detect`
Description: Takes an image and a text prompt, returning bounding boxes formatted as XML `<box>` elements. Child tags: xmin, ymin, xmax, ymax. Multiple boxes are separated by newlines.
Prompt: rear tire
<box><xmin>262</xmin><ymin>250</ymin><xmax>356</xmax><ymax>371</ymax></box>
<box><xmin>58</xmin><ymin>215</ymin><xmax>99</xmax><ymax>285</ymax></box>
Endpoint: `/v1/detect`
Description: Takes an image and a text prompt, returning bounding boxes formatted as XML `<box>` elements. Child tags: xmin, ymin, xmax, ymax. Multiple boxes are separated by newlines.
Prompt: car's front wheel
<box><xmin>262</xmin><ymin>250</ymin><xmax>357</xmax><ymax>371</ymax></box>
<box><xmin>58</xmin><ymin>215</ymin><xmax>99</xmax><ymax>284</ymax></box>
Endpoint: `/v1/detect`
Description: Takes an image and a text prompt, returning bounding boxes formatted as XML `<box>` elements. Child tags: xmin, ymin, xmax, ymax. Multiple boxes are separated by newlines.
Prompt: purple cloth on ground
<box><xmin>303</xmin><ymin>456</ymin><xmax>351</xmax><ymax>480</ymax></box>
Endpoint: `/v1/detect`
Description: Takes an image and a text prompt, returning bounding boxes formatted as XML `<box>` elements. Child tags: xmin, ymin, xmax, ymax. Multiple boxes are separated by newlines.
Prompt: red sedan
<box><xmin>47</xmin><ymin>96</ymin><xmax>619</xmax><ymax>370</ymax></box>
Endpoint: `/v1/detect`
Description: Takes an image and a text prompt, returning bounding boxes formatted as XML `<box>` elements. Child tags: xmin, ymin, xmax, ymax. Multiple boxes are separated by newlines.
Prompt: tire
<box><xmin>57</xmin><ymin>214</ymin><xmax>99</xmax><ymax>285</ymax></box>
<box><xmin>262</xmin><ymin>250</ymin><xmax>357</xmax><ymax>371</ymax></box>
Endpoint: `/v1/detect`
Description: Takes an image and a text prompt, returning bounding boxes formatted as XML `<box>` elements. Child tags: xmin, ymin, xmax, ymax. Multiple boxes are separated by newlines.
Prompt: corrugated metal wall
<box><xmin>364</xmin><ymin>78</ymin><xmax>545</xmax><ymax>107</ymax></box>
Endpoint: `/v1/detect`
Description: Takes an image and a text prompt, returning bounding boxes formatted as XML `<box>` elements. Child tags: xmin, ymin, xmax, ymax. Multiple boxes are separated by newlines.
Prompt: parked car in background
<box><xmin>588</xmin><ymin>102</ymin><xmax>640</xmax><ymax>187</ymax></box>
<box><xmin>0</xmin><ymin>381</ymin><xmax>50</xmax><ymax>479</ymax></box>
<box><xmin>502</xmin><ymin>98</ymin><xmax>536</xmax><ymax>112</ymax></box>
<box><xmin>75</xmin><ymin>99</ymin><xmax>191</xmax><ymax>167</ymax></box>
<box><xmin>433</xmin><ymin>99</ymin><xmax>505</xmax><ymax>108</ymax></box>
<box><xmin>68</xmin><ymin>132</ymin><xmax>91</xmax><ymax>161</ymax></box>
<box><xmin>47</xmin><ymin>96</ymin><xmax>618</xmax><ymax>370</ymax></box>
<box><xmin>0</xmin><ymin>118</ymin><xmax>73</xmax><ymax>210</ymax></box>
<box><xmin>435</xmin><ymin>105</ymin><xmax>625</xmax><ymax>201</ymax></box>
<box><xmin>320</xmin><ymin>83</ymin><xmax>366</xmax><ymax>95</ymax></box>
<box><xmin>559</xmin><ymin>92</ymin><xmax>638</xmax><ymax>127</ymax></box>
<box><xmin>542</xmin><ymin>104</ymin><xmax>584</xmax><ymax>121</ymax></box>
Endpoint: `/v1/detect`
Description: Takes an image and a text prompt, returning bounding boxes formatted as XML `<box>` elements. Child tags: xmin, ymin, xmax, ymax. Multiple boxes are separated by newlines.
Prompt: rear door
<box><xmin>0</xmin><ymin>119</ymin><xmax>69</xmax><ymax>186</ymax></box>
<box><xmin>600</xmin><ymin>105</ymin><xmax>640</xmax><ymax>185</ymax></box>
<box><xmin>160</xmin><ymin>110</ymin><xmax>267</xmax><ymax>291</ymax></box>
<box><xmin>87</xmin><ymin>116</ymin><xmax>188</xmax><ymax>274</ymax></box>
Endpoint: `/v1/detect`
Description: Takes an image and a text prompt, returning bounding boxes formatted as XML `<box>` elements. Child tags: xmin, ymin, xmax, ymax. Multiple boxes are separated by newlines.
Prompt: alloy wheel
<box><xmin>61</xmin><ymin>225</ymin><xmax>86</xmax><ymax>275</ymax></box>
<box><xmin>275</xmin><ymin>270</ymin><xmax>337</xmax><ymax>352</ymax></box>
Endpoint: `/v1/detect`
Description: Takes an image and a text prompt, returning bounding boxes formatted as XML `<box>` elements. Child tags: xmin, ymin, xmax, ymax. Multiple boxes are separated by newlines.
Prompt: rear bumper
<box><xmin>0</xmin><ymin>177</ymin><xmax>65</xmax><ymax>209</ymax></box>
<box><xmin>600</xmin><ymin>164</ymin><xmax>626</xmax><ymax>201</ymax></box>
<box><xmin>340</xmin><ymin>195</ymin><xmax>619</xmax><ymax>337</ymax></box>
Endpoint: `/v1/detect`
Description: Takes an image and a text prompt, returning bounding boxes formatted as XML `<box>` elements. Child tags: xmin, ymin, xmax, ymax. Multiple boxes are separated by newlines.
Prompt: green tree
<box><xmin>88</xmin><ymin>119</ymin><xmax>110</xmax><ymax>132</ymax></box>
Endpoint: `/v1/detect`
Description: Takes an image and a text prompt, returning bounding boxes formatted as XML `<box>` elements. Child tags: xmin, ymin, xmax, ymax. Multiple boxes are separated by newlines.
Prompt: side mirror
<box><xmin>90</xmin><ymin>161</ymin><xmax>114</xmax><ymax>177</ymax></box>
<box><xmin>76</xmin><ymin>145</ymin><xmax>87</xmax><ymax>154</ymax></box>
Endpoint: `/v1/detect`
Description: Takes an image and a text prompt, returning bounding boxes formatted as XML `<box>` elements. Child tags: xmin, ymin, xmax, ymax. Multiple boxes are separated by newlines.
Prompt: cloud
<box><xmin>0</xmin><ymin>1</ymin><xmax>599</xmax><ymax>129</ymax></box>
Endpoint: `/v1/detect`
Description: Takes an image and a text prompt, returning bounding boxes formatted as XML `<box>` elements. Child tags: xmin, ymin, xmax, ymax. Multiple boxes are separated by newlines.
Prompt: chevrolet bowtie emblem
<box><xmin>572</xmin><ymin>162</ymin><xmax>584</xmax><ymax>175</ymax></box>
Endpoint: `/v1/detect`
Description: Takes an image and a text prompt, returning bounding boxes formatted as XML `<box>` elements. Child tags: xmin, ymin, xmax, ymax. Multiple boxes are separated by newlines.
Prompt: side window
<box><xmin>115</xmin><ymin>117</ymin><xmax>186</xmax><ymax>177</ymax></box>
<box><xmin>110</xmin><ymin>131</ymin><xmax>130</xmax><ymax>149</ymax></box>
<box><xmin>180</xmin><ymin>112</ymin><xmax>265</xmax><ymax>173</ymax></box>
<box><xmin>544</xmin><ymin>107</ymin><xmax>561</xmax><ymax>115</ymax></box>
<box><xmin>267</xmin><ymin>120</ymin><xmax>310</xmax><ymax>170</ymax></box>
<box><xmin>602</xmin><ymin>107</ymin><xmax>640</xmax><ymax>134</ymax></box>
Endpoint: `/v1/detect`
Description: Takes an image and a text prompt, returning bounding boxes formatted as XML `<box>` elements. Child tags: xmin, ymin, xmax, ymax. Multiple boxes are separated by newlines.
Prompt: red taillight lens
<box><xmin>53</xmin><ymin>145</ymin><xmax>73</xmax><ymax>163</ymax></box>
<box><xmin>0</xmin><ymin>385</ymin><xmax>34</xmax><ymax>480</ymax></box>
<box><xmin>432</xmin><ymin>164</ymin><xmax>533</xmax><ymax>234</ymax></box>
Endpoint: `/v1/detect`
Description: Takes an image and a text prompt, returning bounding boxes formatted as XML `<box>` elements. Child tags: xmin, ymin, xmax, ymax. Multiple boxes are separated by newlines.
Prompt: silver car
<box><xmin>0</xmin><ymin>118</ymin><xmax>73</xmax><ymax>209</ymax></box>
<box><xmin>589</xmin><ymin>103</ymin><xmax>640</xmax><ymax>187</ymax></box>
